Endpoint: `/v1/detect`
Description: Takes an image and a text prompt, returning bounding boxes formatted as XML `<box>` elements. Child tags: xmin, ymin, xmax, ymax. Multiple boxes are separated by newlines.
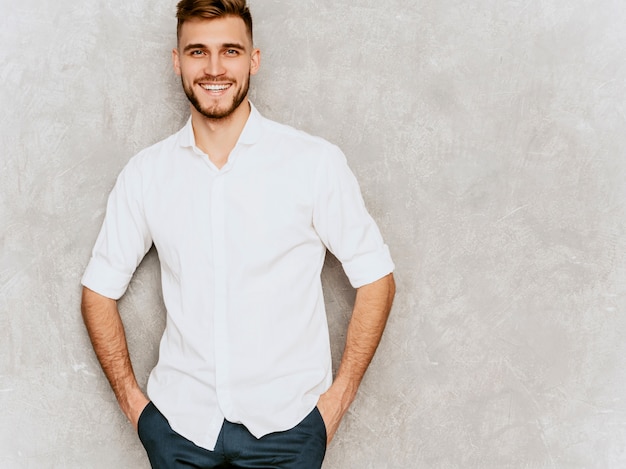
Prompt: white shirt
<box><xmin>81</xmin><ymin>104</ymin><xmax>394</xmax><ymax>450</ymax></box>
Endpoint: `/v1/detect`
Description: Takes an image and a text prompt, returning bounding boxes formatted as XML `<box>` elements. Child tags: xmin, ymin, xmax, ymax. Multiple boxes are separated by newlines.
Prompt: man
<box><xmin>81</xmin><ymin>0</ymin><xmax>395</xmax><ymax>467</ymax></box>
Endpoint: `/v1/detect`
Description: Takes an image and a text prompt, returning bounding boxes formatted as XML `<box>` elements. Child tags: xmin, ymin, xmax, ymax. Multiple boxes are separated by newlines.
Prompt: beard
<box><xmin>182</xmin><ymin>74</ymin><xmax>250</xmax><ymax>120</ymax></box>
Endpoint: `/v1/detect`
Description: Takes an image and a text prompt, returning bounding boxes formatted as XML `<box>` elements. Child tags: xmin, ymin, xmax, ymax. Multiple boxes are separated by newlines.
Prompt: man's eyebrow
<box><xmin>222</xmin><ymin>42</ymin><xmax>246</xmax><ymax>51</ymax></box>
<box><xmin>183</xmin><ymin>43</ymin><xmax>208</xmax><ymax>52</ymax></box>
<box><xmin>182</xmin><ymin>42</ymin><xmax>246</xmax><ymax>53</ymax></box>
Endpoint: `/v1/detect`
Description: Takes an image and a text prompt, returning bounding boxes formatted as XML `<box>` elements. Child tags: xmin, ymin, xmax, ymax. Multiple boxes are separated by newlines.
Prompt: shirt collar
<box><xmin>177</xmin><ymin>101</ymin><xmax>263</xmax><ymax>150</ymax></box>
<box><xmin>238</xmin><ymin>102</ymin><xmax>263</xmax><ymax>145</ymax></box>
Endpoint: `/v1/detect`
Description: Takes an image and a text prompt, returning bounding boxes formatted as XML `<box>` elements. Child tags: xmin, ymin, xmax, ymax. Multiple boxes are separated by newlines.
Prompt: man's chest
<box><xmin>142</xmin><ymin>162</ymin><xmax>319</xmax><ymax>268</ymax></box>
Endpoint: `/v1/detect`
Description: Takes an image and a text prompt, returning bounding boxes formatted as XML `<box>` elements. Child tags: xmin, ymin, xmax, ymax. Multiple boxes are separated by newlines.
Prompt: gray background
<box><xmin>2</xmin><ymin>0</ymin><xmax>626</xmax><ymax>467</ymax></box>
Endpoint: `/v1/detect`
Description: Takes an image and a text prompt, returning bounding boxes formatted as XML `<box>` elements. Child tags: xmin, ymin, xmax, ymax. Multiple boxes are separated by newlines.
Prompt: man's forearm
<box><xmin>317</xmin><ymin>273</ymin><xmax>396</xmax><ymax>441</ymax></box>
<box><xmin>81</xmin><ymin>286</ymin><xmax>148</xmax><ymax>428</ymax></box>
<box><xmin>335</xmin><ymin>273</ymin><xmax>395</xmax><ymax>392</ymax></box>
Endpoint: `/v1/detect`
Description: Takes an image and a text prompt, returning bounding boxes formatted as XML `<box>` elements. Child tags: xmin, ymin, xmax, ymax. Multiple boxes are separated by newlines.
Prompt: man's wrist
<box><xmin>328</xmin><ymin>375</ymin><xmax>358</xmax><ymax>409</ymax></box>
<box><xmin>118</xmin><ymin>388</ymin><xmax>149</xmax><ymax>427</ymax></box>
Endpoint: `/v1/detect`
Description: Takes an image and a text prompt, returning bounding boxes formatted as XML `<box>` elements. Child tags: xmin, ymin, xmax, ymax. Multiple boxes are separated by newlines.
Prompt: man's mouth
<box><xmin>199</xmin><ymin>83</ymin><xmax>231</xmax><ymax>91</ymax></box>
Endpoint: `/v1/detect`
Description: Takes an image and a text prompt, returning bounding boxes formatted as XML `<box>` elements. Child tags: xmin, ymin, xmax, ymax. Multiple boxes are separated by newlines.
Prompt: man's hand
<box><xmin>316</xmin><ymin>377</ymin><xmax>357</xmax><ymax>444</ymax></box>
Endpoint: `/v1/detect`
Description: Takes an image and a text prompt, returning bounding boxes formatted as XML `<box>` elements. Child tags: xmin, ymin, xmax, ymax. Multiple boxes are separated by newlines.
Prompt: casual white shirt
<box><xmin>81</xmin><ymin>103</ymin><xmax>394</xmax><ymax>451</ymax></box>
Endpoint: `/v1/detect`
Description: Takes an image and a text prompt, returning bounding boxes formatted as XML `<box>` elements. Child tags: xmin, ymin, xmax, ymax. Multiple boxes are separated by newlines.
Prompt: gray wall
<box><xmin>2</xmin><ymin>0</ymin><xmax>626</xmax><ymax>467</ymax></box>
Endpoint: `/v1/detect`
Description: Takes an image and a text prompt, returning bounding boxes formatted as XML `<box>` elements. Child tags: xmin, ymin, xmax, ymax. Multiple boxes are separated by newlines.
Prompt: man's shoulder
<box><xmin>260</xmin><ymin>113</ymin><xmax>339</xmax><ymax>154</ymax></box>
<box><xmin>111</xmin><ymin>126</ymin><xmax>187</xmax><ymax>186</ymax></box>
<box><xmin>135</xmin><ymin>128</ymin><xmax>183</xmax><ymax>161</ymax></box>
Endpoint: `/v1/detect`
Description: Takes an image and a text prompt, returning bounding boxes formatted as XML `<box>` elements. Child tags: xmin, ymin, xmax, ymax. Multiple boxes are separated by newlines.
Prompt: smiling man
<box><xmin>81</xmin><ymin>1</ymin><xmax>395</xmax><ymax>468</ymax></box>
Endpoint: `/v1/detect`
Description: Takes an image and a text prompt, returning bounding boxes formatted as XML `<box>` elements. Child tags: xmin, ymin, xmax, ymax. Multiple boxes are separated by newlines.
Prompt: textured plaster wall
<box><xmin>2</xmin><ymin>0</ymin><xmax>626</xmax><ymax>468</ymax></box>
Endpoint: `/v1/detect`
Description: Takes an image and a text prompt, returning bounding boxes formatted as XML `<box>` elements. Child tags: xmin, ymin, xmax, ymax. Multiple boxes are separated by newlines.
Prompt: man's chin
<box><xmin>194</xmin><ymin>98</ymin><xmax>248</xmax><ymax>120</ymax></box>
<box><xmin>198</xmin><ymin>107</ymin><xmax>237</xmax><ymax>120</ymax></box>
<box><xmin>189</xmin><ymin>99</ymin><xmax>229</xmax><ymax>119</ymax></box>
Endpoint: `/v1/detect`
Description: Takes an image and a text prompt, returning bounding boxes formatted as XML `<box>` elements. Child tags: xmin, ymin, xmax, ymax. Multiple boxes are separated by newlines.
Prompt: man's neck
<box><xmin>191</xmin><ymin>100</ymin><xmax>251</xmax><ymax>169</ymax></box>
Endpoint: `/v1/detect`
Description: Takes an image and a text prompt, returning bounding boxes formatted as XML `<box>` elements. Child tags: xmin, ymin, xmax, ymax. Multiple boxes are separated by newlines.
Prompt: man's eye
<box><xmin>191</xmin><ymin>50</ymin><xmax>204</xmax><ymax>56</ymax></box>
<box><xmin>225</xmin><ymin>49</ymin><xmax>239</xmax><ymax>56</ymax></box>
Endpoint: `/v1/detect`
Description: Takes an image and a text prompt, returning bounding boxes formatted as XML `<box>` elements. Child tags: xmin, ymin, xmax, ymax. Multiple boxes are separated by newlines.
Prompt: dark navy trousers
<box><xmin>137</xmin><ymin>402</ymin><xmax>327</xmax><ymax>469</ymax></box>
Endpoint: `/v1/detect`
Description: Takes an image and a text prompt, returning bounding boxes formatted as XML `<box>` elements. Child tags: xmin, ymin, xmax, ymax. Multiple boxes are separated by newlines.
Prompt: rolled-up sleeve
<box><xmin>81</xmin><ymin>158</ymin><xmax>152</xmax><ymax>299</ymax></box>
<box><xmin>312</xmin><ymin>146</ymin><xmax>394</xmax><ymax>288</ymax></box>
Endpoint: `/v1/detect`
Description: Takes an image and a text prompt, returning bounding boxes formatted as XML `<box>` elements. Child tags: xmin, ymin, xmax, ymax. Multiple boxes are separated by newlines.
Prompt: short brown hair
<box><xmin>176</xmin><ymin>0</ymin><xmax>253</xmax><ymax>44</ymax></box>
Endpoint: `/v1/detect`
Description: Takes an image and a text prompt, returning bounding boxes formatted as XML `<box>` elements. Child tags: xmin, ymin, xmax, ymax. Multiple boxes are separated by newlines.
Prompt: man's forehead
<box><xmin>179</xmin><ymin>16</ymin><xmax>251</xmax><ymax>48</ymax></box>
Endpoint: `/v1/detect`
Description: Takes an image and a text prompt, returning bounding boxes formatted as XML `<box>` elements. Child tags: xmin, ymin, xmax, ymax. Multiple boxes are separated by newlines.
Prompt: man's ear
<box><xmin>172</xmin><ymin>48</ymin><xmax>181</xmax><ymax>76</ymax></box>
<box><xmin>250</xmin><ymin>48</ymin><xmax>261</xmax><ymax>76</ymax></box>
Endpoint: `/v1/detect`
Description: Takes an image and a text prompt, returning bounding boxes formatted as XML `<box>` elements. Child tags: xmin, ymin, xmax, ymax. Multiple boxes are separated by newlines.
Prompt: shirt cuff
<box><xmin>342</xmin><ymin>244</ymin><xmax>395</xmax><ymax>288</ymax></box>
<box><xmin>81</xmin><ymin>256</ymin><xmax>133</xmax><ymax>300</ymax></box>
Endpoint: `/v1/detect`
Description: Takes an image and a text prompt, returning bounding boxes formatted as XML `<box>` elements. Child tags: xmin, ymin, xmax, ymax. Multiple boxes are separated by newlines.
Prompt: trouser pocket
<box><xmin>137</xmin><ymin>401</ymin><xmax>156</xmax><ymax>441</ymax></box>
<box><xmin>312</xmin><ymin>406</ymin><xmax>328</xmax><ymax>445</ymax></box>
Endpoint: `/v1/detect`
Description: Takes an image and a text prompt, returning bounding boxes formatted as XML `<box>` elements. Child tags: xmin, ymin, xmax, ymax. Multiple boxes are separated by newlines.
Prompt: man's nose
<box><xmin>204</xmin><ymin>55</ymin><xmax>225</xmax><ymax>77</ymax></box>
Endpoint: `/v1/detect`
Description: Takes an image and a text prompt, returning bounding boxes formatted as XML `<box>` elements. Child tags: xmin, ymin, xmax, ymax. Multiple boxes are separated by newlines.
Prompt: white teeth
<box><xmin>200</xmin><ymin>84</ymin><xmax>230</xmax><ymax>91</ymax></box>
